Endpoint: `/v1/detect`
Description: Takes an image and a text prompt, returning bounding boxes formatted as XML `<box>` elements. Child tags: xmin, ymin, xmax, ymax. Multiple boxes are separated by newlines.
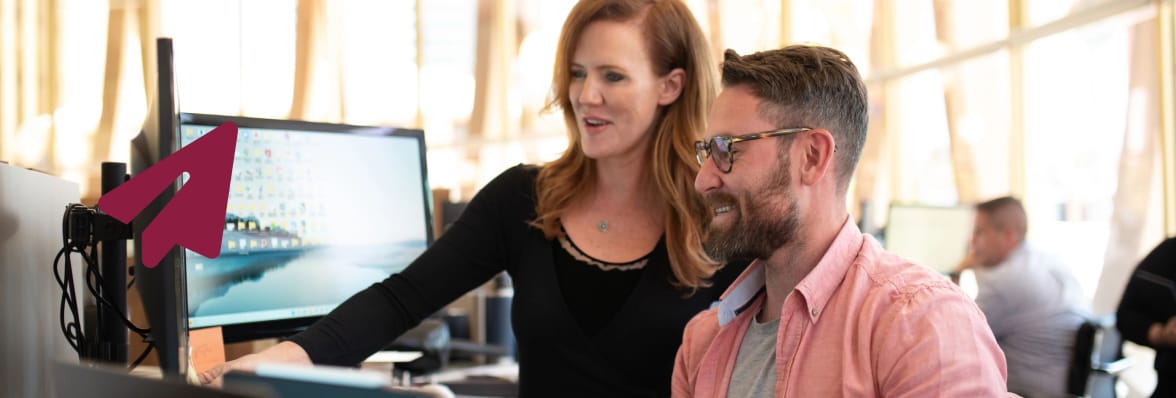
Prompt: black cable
<box><xmin>62</xmin><ymin>203</ymin><xmax>149</xmax><ymax>337</ymax></box>
<box><xmin>56</xmin><ymin>203</ymin><xmax>153</xmax><ymax>367</ymax></box>
<box><xmin>127</xmin><ymin>276</ymin><xmax>135</xmax><ymax>289</ymax></box>
<box><xmin>78</xmin><ymin>242</ymin><xmax>150</xmax><ymax>336</ymax></box>
<box><xmin>84</xmin><ymin>245</ymin><xmax>104</xmax><ymax>352</ymax></box>
<box><xmin>54</xmin><ymin>247</ymin><xmax>82</xmax><ymax>354</ymax></box>
<box><xmin>129</xmin><ymin>341</ymin><xmax>155</xmax><ymax>371</ymax></box>
<box><xmin>56</xmin><ymin>207</ymin><xmax>86</xmax><ymax>356</ymax></box>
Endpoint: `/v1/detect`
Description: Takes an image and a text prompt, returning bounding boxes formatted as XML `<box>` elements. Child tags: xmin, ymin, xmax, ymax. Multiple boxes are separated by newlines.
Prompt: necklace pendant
<box><xmin>598</xmin><ymin>221</ymin><xmax>609</xmax><ymax>232</ymax></box>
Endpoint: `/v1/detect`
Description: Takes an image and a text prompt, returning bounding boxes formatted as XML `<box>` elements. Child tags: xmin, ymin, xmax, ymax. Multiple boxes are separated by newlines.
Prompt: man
<box><xmin>673</xmin><ymin>45</ymin><xmax>1009</xmax><ymax>397</ymax></box>
<box><xmin>957</xmin><ymin>197</ymin><xmax>1089</xmax><ymax>398</ymax></box>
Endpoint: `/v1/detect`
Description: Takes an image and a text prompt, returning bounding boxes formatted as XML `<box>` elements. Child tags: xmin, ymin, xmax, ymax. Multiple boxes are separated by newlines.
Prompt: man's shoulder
<box><xmin>682</xmin><ymin>306</ymin><xmax>722</xmax><ymax>341</ymax></box>
<box><xmin>853</xmin><ymin>245</ymin><xmax>994</xmax><ymax>351</ymax></box>
<box><xmin>675</xmin><ymin>306</ymin><xmax>724</xmax><ymax>380</ymax></box>
<box><xmin>853</xmin><ymin>238</ymin><xmax>960</xmax><ymax>300</ymax></box>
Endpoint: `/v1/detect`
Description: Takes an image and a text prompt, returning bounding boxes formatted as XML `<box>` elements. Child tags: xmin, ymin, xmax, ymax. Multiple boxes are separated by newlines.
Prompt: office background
<box><xmin>2</xmin><ymin>0</ymin><xmax>1173</xmax><ymax>395</ymax></box>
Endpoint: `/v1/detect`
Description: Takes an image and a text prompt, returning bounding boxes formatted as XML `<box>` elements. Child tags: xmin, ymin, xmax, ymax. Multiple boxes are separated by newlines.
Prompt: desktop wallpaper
<box><xmin>180</xmin><ymin>124</ymin><xmax>429</xmax><ymax>328</ymax></box>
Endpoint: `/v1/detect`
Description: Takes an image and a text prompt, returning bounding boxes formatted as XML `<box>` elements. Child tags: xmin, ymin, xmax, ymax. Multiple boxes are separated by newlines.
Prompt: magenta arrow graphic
<box><xmin>98</xmin><ymin>122</ymin><xmax>238</xmax><ymax>268</ymax></box>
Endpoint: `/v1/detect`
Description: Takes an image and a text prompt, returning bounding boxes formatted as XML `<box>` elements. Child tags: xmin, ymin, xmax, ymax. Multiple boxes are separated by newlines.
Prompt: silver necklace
<box><xmin>598</xmin><ymin>220</ymin><xmax>609</xmax><ymax>232</ymax></box>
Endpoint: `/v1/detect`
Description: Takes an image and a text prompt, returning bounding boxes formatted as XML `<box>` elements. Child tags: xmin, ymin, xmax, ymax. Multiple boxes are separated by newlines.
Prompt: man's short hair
<box><xmin>976</xmin><ymin>196</ymin><xmax>1028</xmax><ymax>239</ymax></box>
<box><xmin>720</xmin><ymin>45</ymin><xmax>869</xmax><ymax>194</ymax></box>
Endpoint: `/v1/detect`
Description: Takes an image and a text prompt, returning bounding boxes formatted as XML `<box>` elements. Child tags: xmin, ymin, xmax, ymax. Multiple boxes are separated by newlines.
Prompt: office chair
<box><xmin>1067</xmin><ymin>314</ymin><xmax>1131</xmax><ymax>398</ymax></box>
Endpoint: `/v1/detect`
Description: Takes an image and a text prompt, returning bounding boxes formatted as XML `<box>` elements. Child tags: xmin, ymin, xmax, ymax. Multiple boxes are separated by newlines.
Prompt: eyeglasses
<box><xmin>694</xmin><ymin>127</ymin><xmax>811</xmax><ymax>173</ymax></box>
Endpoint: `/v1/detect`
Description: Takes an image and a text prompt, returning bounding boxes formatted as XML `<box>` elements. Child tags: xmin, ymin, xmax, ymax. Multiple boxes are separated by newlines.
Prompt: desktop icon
<box><xmin>96</xmin><ymin>122</ymin><xmax>239</xmax><ymax>268</ymax></box>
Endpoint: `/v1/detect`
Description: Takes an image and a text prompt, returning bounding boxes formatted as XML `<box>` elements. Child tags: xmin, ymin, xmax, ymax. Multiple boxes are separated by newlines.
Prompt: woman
<box><xmin>201</xmin><ymin>1</ymin><xmax>741</xmax><ymax>396</ymax></box>
<box><xmin>1117</xmin><ymin>237</ymin><xmax>1176</xmax><ymax>398</ymax></box>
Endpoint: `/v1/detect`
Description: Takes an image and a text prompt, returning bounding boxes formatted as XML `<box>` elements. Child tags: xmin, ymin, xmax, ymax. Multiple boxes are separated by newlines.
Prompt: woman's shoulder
<box><xmin>463</xmin><ymin>165</ymin><xmax>545</xmax><ymax>219</ymax></box>
<box><xmin>1140</xmin><ymin>237</ymin><xmax>1176</xmax><ymax>274</ymax></box>
<box><xmin>477</xmin><ymin>164</ymin><xmax>541</xmax><ymax>194</ymax></box>
<box><xmin>492</xmin><ymin>163</ymin><xmax>541</xmax><ymax>185</ymax></box>
<box><xmin>1151</xmin><ymin>237</ymin><xmax>1176</xmax><ymax>259</ymax></box>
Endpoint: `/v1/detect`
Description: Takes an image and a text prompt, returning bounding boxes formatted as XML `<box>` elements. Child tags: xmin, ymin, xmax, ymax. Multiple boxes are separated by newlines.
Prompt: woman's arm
<box><xmin>1117</xmin><ymin>238</ymin><xmax>1176</xmax><ymax>348</ymax></box>
<box><xmin>201</xmin><ymin>165</ymin><xmax>537</xmax><ymax>385</ymax></box>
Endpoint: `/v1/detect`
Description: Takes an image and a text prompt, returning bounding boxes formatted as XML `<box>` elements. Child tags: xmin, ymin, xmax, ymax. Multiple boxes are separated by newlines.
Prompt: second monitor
<box><xmin>178</xmin><ymin>113</ymin><xmax>433</xmax><ymax>343</ymax></box>
<box><xmin>883</xmin><ymin>204</ymin><xmax>974</xmax><ymax>275</ymax></box>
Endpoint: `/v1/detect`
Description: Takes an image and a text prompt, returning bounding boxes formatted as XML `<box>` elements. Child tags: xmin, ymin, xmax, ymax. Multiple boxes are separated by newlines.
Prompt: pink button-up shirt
<box><xmin>673</xmin><ymin>219</ymin><xmax>1010</xmax><ymax>397</ymax></box>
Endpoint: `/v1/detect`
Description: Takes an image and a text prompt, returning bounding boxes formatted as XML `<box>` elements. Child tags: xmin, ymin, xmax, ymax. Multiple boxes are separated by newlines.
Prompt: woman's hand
<box><xmin>1147</xmin><ymin>316</ymin><xmax>1176</xmax><ymax>348</ymax></box>
<box><xmin>199</xmin><ymin>341</ymin><xmax>312</xmax><ymax>387</ymax></box>
<box><xmin>1148</xmin><ymin>316</ymin><xmax>1176</xmax><ymax>348</ymax></box>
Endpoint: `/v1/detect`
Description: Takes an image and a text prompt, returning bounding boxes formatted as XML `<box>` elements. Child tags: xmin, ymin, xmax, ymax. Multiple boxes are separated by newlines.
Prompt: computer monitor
<box><xmin>131</xmin><ymin>38</ymin><xmax>434</xmax><ymax>376</ymax></box>
<box><xmin>130</xmin><ymin>37</ymin><xmax>188</xmax><ymax>377</ymax></box>
<box><xmin>177</xmin><ymin>113</ymin><xmax>433</xmax><ymax>343</ymax></box>
<box><xmin>882</xmin><ymin>204</ymin><xmax>974</xmax><ymax>274</ymax></box>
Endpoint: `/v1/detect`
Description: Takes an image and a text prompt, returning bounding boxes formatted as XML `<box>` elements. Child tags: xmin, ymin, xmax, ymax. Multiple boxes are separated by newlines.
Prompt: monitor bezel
<box><xmin>177</xmin><ymin>112</ymin><xmax>434</xmax><ymax>343</ymax></box>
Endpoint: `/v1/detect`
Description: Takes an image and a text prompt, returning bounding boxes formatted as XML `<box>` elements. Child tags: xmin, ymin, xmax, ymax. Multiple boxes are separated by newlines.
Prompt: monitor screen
<box><xmin>882</xmin><ymin>204</ymin><xmax>974</xmax><ymax>274</ymax></box>
<box><xmin>177</xmin><ymin>113</ymin><xmax>432</xmax><ymax>342</ymax></box>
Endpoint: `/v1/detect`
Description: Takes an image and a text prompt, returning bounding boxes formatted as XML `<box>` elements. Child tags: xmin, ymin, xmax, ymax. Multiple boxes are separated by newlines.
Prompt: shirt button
<box><xmin>811</xmin><ymin>308</ymin><xmax>819</xmax><ymax>316</ymax></box>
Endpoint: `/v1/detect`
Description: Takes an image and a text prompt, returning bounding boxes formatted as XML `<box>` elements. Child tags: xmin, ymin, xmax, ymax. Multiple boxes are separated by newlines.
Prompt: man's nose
<box><xmin>694</xmin><ymin>156</ymin><xmax>722</xmax><ymax>194</ymax></box>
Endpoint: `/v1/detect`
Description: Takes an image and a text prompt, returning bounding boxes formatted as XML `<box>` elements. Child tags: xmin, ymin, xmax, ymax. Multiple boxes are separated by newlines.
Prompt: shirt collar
<box><xmin>715</xmin><ymin>217</ymin><xmax>864</xmax><ymax>326</ymax></box>
<box><xmin>793</xmin><ymin>218</ymin><xmax>864</xmax><ymax>323</ymax></box>
<box><xmin>717</xmin><ymin>263</ymin><xmax>765</xmax><ymax>326</ymax></box>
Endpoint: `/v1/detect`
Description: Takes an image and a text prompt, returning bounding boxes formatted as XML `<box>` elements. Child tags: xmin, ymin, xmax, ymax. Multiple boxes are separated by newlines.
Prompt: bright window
<box><xmin>1022</xmin><ymin>7</ymin><xmax>1153</xmax><ymax>297</ymax></box>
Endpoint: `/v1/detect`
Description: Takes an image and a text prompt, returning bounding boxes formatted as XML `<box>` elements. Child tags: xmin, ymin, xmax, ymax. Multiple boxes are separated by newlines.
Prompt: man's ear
<box><xmin>1002</xmin><ymin>226</ymin><xmax>1020</xmax><ymax>247</ymax></box>
<box><xmin>658</xmin><ymin>68</ymin><xmax>686</xmax><ymax>105</ymax></box>
<box><xmin>798</xmin><ymin>129</ymin><xmax>836</xmax><ymax>186</ymax></box>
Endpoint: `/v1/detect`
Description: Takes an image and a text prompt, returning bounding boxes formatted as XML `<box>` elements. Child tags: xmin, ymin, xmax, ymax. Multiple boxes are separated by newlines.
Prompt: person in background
<box><xmin>673</xmin><ymin>45</ymin><xmax>1009</xmax><ymax>397</ymax></box>
<box><xmin>1116</xmin><ymin>237</ymin><xmax>1176</xmax><ymax>398</ymax></box>
<box><xmin>201</xmin><ymin>1</ymin><xmax>747</xmax><ymax>396</ymax></box>
<box><xmin>954</xmin><ymin>196</ymin><xmax>1089</xmax><ymax>398</ymax></box>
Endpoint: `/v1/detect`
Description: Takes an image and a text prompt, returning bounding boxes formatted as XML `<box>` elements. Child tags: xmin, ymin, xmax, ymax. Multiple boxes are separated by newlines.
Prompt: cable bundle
<box><xmin>55</xmin><ymin>204</ymin><xmax>154</xmax><ymax>370</ymax></box>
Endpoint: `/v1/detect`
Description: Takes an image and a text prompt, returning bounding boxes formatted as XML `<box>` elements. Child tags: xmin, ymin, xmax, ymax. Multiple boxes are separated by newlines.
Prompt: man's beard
<box><xmin>702</xmin><ymin>161</ymin><xmax>800</xmax><ymax>262</ymax></box>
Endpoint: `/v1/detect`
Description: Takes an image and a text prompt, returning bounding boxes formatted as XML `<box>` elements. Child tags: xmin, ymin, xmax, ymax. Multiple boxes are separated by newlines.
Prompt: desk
<box><xmin>129</xmin><ymin>364</ymin><xmax>165</xmax><ymax>379</ymax></box>
<box><xmin>55</xmin><ymin>361</ymin><xmax>255</xmax><ymax>398</ymax></box>
<box><xmin>127</xmin><ymin>362</ymin><xmax>453</xmax><ymax>397</ymax></box>
<box><xmin>425</xmin><ymin>361</ymin><xmax>518</xmax><ymax>385</ymax></box>
<box><xmin>363</xmin><ymin>352</ymin><xmax>518</xmax><ymax>398</ymax></box>
<box><xmin>415</xmin><ymin>361</ymin><xmax>518</xmax><ymax>398</ymax></box>
<box><xmin>128</xmin><ymin>351</ymin><xmax>517</xmax><ymax>397</ymax></box>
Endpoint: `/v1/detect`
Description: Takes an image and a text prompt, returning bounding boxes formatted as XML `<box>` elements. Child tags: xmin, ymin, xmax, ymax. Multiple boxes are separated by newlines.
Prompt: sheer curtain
<box><xmin>4</xmin><ymin>0</ymin><xmax>1173</xmax><ymax>265</ymax></box>
<box><xmin>289</xmin><ymin>0</ymin><xmax>343</xmax><ymax>122</ymax></box>
<box><xmin>1092</xmin><ymin>16</ymin><xmax>1166</xmax><ymax>314</ymax></box>
<box><xmin>1</xmin><ymin>0</ymin><xmax>157</xmax><ymax>203</ymax></box>
<box><xmin>1</xmin><ymin>0</ymin><xmax>63</xmax><ymax>175</ymax></box>
<box><xmin>466</xmin><ymin>0</ymin><xmax>518</xmax><ymax>192</ymax></box>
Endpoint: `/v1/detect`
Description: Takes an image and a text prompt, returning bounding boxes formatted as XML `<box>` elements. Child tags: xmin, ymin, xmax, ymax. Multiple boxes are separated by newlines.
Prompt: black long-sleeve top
<box><xmin>288</xmin><ymin>165</ymin><xmax>745</xmax><ymax>397</ymax></box>
<box><xmin>1116</xmin><ymin>237</ymin><xmax>1176</xmax><ymax>396</ymax></box>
